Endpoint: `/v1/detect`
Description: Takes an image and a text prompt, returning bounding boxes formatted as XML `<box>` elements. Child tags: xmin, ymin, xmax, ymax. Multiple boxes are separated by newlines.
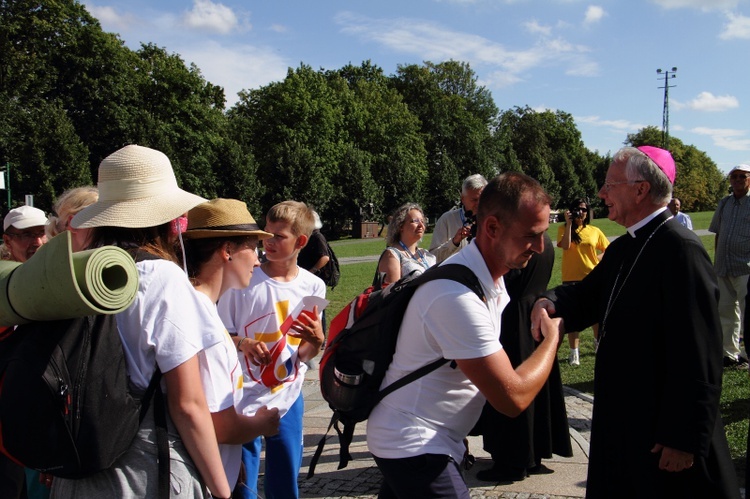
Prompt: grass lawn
<box><xmin>327</xmin><ymin>211</ymin><xmax>748</xmax><ymax>481</ymax></box>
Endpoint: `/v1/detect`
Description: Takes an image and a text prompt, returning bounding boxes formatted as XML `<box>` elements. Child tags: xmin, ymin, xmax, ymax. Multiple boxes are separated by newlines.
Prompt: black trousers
<box><xmin>373</xmin><ymin>453</ymin><xmax>469</xmax><ymax>499</ymax></box>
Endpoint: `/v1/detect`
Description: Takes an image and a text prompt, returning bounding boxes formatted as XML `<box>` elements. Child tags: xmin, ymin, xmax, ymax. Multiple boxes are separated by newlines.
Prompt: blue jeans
<box><xmin>235</xmin><ymin>393</ymin><xmax>304</xmax><ymax>499</ymax></box>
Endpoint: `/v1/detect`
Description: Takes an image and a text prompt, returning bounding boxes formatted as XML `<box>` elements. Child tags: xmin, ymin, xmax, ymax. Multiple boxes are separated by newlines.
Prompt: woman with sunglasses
<box><xmin>556</xmin><ymin>198</ymin><xmax>609</xmax><ymax>366</ymax></box>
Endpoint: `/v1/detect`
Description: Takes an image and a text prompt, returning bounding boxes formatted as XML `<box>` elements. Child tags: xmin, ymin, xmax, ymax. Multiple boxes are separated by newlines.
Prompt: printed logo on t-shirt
<box><xmin>242</xmin><ymin>299</ymin><xmax>301</xmax><ymax>390</ymax></box>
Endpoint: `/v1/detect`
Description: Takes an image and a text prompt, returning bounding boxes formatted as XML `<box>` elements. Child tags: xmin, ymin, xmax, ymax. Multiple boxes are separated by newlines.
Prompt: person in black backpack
<box><xmin>366</xmin><ymin>172</ymin><xmax>564</xmax><ymax>498</ymax></box>
<box><xmin>52</xmin><ymin>145</ymin><xmax>232</xmax><ymax>499</ymax></box>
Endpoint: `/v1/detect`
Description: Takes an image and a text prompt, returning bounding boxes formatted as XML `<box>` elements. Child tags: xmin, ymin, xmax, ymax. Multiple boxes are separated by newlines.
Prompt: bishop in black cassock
<box><xmin>534</xmin><ymin>146</ymin><xmax>740</xmax><ymax>498</ymax></box>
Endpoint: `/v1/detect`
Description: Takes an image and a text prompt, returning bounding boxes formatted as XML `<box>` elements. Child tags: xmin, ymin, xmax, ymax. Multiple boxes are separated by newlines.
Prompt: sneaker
<box><xmin>723</xmin><ymin>356</ymin><xmax>749</xmax><ymax>369</ymax></box>
<box><xmin>568</xmin><ymin>350</ymin><xmax>580</xmax><ymax>366</ymax></box>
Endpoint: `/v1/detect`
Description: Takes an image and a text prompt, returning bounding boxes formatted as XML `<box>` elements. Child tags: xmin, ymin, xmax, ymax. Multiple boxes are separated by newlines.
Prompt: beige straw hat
<box><xmin>183</xmin><ymin>198</ymin><xmax>273</xmax><ymax>240</ymax></box>
<box><xmin>71</xmin><ymin>145</ymin><xmax>207</xmax><ymax>229</ymax></box>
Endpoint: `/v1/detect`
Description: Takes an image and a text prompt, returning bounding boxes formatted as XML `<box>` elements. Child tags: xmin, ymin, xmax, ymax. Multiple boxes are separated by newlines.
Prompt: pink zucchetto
<box><xmin>637</xmin><ymin>146</ymin><xmax>676</xmax><ymax>185</ymax></box>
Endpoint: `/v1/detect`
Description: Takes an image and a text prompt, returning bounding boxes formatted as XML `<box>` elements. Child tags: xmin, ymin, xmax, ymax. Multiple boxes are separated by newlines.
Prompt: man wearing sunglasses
<box><xmin>709</xmin><ymin>164</ymin><xmax>750</xmax><ymax>369</ymax></box>
<box><xmin>2</xmin><ymin>205</ymin><xmax>48</xmax><ymax>263</ymax></box>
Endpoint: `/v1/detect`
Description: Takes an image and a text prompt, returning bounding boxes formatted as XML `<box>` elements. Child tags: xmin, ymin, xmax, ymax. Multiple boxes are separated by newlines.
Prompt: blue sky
<box><xmin>83</xmin><ymin>0</ymin><xmax>750</xmax><ymax>174</ymax></box>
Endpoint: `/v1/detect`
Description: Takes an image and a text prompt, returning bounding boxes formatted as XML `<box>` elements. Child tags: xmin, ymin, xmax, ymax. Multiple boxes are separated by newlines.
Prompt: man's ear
<box><xmin>634</xmin><ymin>181</ymin><xmax>652</xmax><ymax>204</ymax></box>
<box><xmin>482</xmin><ymin>215</ymin><xmax>501</xmax><ymax>239</ymax></box>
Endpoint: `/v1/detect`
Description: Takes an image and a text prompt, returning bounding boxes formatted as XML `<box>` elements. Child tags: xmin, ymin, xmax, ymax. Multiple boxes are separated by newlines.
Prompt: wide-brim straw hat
<box><xmin>183</xmin><ymin>198</ymin><xmax>273</xmax><ymax>240</ymax></box>
<box><xmin>71</xmin><ymin>145</ymin><xmax>207</xmax><ymax>229</ymax></box>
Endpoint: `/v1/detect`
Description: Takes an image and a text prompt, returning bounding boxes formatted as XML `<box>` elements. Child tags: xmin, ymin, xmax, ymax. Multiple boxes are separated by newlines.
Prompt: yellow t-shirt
<box><xmin>556</xmin><ymin>223</ymin><xmax>609</xmax><ymax>282</ymax></box>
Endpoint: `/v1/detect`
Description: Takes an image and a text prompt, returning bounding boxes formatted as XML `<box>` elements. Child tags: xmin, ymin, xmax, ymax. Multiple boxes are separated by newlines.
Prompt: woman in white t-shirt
<box><xmin>52</xmin><ymin>145</ymin><xmax>232</xmax><ymax>499</ymax></box>
<box><xmin>181</xmin><ymin>198</ymin><xmax>281</xmax><ymax>492</ymax></box>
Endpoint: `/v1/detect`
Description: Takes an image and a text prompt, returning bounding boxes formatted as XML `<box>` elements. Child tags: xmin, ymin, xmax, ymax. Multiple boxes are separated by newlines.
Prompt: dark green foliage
<box><xmin>390</xmin><ymin>61</ymin><xmax>499</xmax><ymax>219</ymax></box>
<box><xmin>495</xmin><ymin>106</ymin><xmax>598</xmax><ymax>209</ymax></box>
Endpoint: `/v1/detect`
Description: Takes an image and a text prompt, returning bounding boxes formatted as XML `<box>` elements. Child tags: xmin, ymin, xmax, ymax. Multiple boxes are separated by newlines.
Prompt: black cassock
<box><xmin>547</xmin><ymin>211</ymin><xmax>740</xmax><ymax>498</ymax></box>
<box><xmin>473</xmin><ymin>232</ymin><xmax>573</xmax><ymax>468</ymax></box>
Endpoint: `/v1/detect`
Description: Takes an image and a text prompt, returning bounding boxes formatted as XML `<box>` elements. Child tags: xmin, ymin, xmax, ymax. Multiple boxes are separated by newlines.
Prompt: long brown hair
<box><xmin>88</xmin><ymin>223</ymin><xmax>179</xmax><ymax>263</ymax></box>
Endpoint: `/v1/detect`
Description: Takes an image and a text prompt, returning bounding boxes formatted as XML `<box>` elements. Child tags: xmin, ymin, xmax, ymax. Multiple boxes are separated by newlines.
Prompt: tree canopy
<box><xmin>0</xmin><ymin>0</ymin><xmax>728</xmax><ymax>235</ymax></box>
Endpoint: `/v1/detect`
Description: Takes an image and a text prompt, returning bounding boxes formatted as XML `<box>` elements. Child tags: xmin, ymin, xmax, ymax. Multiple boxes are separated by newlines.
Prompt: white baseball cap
<box><xmin>729</xmin><ymin>164</ymin><xmax>750</xmax><ymax>175</ymax></box>
<box><xmin>4</xmin><ymin>206</ymin><xmax>48</xmax><ymax>231</ymax></box>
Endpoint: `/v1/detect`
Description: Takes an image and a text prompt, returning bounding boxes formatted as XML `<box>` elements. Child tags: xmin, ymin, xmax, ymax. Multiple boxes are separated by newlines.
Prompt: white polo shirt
<box><xmin>366</xmin><ymin>241</ymin><xmax>507</xmax><ymax>461</ymax></box>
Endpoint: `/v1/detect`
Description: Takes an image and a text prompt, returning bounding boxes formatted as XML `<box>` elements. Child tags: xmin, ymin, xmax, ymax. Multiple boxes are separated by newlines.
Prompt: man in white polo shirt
<box><xmin>366</xmin><ymin>172</ymin><xmax>562</xmax><ymax>498</ymax></box>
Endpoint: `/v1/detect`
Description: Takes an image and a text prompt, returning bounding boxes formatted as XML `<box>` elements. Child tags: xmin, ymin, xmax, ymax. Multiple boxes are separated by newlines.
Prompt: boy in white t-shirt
<box><xmin>218</xmin><ymin>201</ymin><xmax>326</xmax><ymax>499</ymax></box>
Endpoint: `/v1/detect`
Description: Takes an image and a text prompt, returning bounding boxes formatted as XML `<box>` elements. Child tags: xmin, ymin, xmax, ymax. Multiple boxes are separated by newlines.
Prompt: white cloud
<box><xmin>479</xmin><ymin>71</ymin><xmax>524</xmax><ymax>89</ymax></box>
<box><xmin>270</xmin><ymin>24</ymin><xmax>288</xmax><ymax>33</ymax></box>
<box><xmin>181</xmin><ymin>0</ymin><xmax>242</xmax><ymax>35</ymax></box>
<box><xmin>650</xmin><ymin>0</ymin><xmax>740</xmax><ymax>10</ymax></box>
<box><xmin>720</xmin><ymin>13</ymin><xmax>750</xmax><ymax>39</ymax></box>
<box><xmin>180</xmin><ymin>41</ymin><xmax>289</xmax><ymax>105</ymax></box>
<box><xmin>335</xmin><ymin>12</ymin><xmax>599</xmax><ymax>86</ymax></box>
<box><xmin>692</xmin><ymin>127</ymin><xmax>750</xmax><ymax>151</ymax></box>
<box><xmin>85</xmin><ymin>4</ymin><xmax>138</xmax><ymax>31</ymax></box>
<box><xmin>566</xmin><ymin>59</ymin><xmax>599</xmax><ymax>76</ymax></box>
<box><xmin>576</xmin><ymin>115</ymin><xmax>648</xmax><ymax>132</ymax></box>
<box><xmin>584</xmin><ymin>6</ymin><xmax>606</xmax><ymax>25</ymax></box>
<box><xmin>524</xmin><ymin>20</ymin><xmax>553</xmax><ymax>36</ymax></box>
<box><xmin>673</xmin><ymin>91</ymin><xmax>739</xmax><ymax>112</ymax></box>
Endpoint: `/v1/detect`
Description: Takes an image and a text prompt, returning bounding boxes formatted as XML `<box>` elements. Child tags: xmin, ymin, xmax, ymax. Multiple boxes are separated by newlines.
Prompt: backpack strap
<box><xmin>138</xmin><ymin>368</ymin><xmax>169</xmax><ymax>499</ymax></box>
<box><xmin>133</xmin><ymin>251</ymin><xmax>171</xmax><ymax>499</ymax></box>
<box><xmin>375</xmin><ymin>357</ymin><xmax>450</xmax><ymax>402</ymax></box>
<box><xmin>376</xmin><ymin>263</ymin><xmax>485</xmax><ymax>399</ymax></box>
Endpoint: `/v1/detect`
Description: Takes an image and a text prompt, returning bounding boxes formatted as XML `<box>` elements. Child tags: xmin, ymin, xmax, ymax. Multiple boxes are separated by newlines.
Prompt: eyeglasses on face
<box><xmin>4</xmin><ymin>230</ymin><xmax>46</xmax><ymax>242</ymax></box>
<box><xmin>409</xmin><ymin>218</ymin><xmax>426</xmax><ymax>226</ymax></box>
<box><xmin>730</xmin><ymin>173</ymin><xmax>749</xmax><ymax>180</ymax></box>
<box><xmin>602</xmin><ymin>179</ymin><xmax>645</xmax><ymax>192</ymax></box>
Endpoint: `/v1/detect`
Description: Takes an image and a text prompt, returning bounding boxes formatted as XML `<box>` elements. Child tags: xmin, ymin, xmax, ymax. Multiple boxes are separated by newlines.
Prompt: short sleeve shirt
<box><xmin>556</xmin><ymin>224</ymin><xmax>609</xmax><ymax>282</ymax></box>
<box><xmin>195</xmin><ymin>291</ymin><xmax>243</xmax><ymax>487</ymax></box>
<box><xmin>709</xmin><ymin>193</ymin><xmax>750</xmax><ymax>277</ymax></box>
<box><xmin>116</xmin><ymin>260</ymin><xmax>225</xmax><ymax>390</ymax></box>
<box><xmin>366</xmin><ymin>241</ymin><xmax>507</xmax><ymax>461</ymax></box>
<box><xmin>217</xmin><ymin>267</ymin><xmax>326</xmax><ymax>417</ymax></box>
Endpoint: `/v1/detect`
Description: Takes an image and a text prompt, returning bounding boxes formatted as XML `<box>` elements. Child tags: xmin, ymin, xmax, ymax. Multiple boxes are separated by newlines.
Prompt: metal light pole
<box><xmin>657</xmin><ymin>67</ymin><xmax>677</xmax><ymax>150</ymax></box>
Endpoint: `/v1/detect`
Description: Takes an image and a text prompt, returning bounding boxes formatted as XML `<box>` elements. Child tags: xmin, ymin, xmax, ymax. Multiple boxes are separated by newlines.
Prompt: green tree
<box><xmin>128</xmin><ymin>44</ymin><xmax>230</xmax><ymax>199</ymax></box>
<box><xmin>495</xmin><ymin>106</ymin><xmax>599</xmax><ymax>207</ymax></box>
<box><xmin>390</xmin><ymin>61</ymin><xmax>499</xmax><ymax>218</ymax></box>
<box><xmin>230</xmin><ymin>64</ymin><xmax>344</xmax><ymax>217</ymax></box>
<box><xmin>326</xmin><ymin>62</ymin><xmax>428</xmax><ymax>225</ymax></box>
<box><xmin>625</xmin><ymin>126</ymin><xmax>726</xmax><ymax>211</ymax></box>
<box><xmin>0</xmin><ymin>0</ymin><xmax>144</xmax><ymax>177</ymax></box>
<box><xmin>0</xmin><ymin>98</ymin><xmax>90</xmax><ymax>211</ymax></box>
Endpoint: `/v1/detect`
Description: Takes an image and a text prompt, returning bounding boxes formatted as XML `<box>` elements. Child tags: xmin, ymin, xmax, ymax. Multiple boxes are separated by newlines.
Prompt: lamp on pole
<box><xmin>656</xmin><ymin>67</ymin><xmax>677</xmax><ymax>150</ymax></box>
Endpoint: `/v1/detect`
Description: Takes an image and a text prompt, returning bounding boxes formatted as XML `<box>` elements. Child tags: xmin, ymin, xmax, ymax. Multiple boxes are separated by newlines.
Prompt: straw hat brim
<box><xmin>72</xmin><ymin>188</ymin><xmax>207</xmax><ymax>229</ymax></box>
<box><xmin>183</xmin><ymin>228</ymin><xmax>274</xmax><ymax>240</ymax></box>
